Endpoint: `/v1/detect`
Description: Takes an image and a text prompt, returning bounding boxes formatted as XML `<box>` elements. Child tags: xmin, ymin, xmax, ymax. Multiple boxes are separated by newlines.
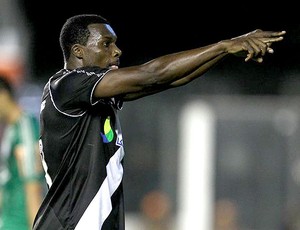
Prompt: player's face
<box><xmin>82</xmin><ymin>23</ymin><xmax>122</xmax><ymax>69</ymax></box>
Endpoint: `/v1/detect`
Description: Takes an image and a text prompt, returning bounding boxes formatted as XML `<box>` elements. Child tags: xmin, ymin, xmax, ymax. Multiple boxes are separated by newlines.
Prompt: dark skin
<box><xmin>65</xmin><ymin>23</ymin><xmax>286</xmax><ymax>101</ymax></box>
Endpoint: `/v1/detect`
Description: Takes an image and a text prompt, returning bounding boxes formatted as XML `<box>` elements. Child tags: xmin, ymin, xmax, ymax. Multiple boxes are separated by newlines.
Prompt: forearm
<box><xmin>122</xmin><ymin>43</ymin><xmax>229</xmax><ymax>100</ymax></box>
<box><xmin>170</xmin><ymin>52</ymin><xmax>227</xmax><ymax>87</ymax></box>
<box><xmin>141</xmin><ymin>42</ymin><xmax>228</xmax><ymax>86</ymax></box>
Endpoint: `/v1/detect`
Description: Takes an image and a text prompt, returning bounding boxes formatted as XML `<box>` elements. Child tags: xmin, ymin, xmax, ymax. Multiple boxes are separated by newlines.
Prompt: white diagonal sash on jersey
<box><xmin>75</xmin><ymin>146</ymin><xmax>125</xmax><ymax>229</ymax></box>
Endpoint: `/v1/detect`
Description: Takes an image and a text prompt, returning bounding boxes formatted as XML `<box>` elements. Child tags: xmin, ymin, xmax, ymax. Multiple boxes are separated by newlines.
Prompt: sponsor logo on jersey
<box><xmin>100</xmin><ymin>116</ymin><xmax>114</xmax><ymax>143</ymax></box>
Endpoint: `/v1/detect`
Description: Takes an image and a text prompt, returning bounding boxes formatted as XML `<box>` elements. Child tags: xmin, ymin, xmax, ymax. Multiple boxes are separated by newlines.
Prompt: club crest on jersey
<box><xmin>116</xmin><ymin>133</ymin><xmax>123</xmax><ymax>147</ymax></box>
<box><xmin>100</xmin><ymin>116</ymin><xmax>114</xmax><ymax>143</ymax></box>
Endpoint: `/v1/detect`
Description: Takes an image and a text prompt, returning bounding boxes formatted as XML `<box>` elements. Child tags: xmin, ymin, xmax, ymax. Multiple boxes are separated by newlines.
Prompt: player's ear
<box><xmin>71</xmin><ymin>44</ymin><xmax>84</xmax><ymax>59</ymax></box>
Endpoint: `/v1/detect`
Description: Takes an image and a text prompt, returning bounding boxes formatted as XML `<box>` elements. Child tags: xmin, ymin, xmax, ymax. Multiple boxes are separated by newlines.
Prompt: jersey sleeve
<box><xmin>51</xmin><ymin>67</ymin><xmax>110</xmax><ymax>115</ymax></box>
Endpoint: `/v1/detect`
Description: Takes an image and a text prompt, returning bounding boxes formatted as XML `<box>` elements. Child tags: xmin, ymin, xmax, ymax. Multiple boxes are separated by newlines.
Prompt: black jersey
<box><xmin>33</xmin><ymin>67</ymin><xmax>125</xmax><ymax>230</ymax></box>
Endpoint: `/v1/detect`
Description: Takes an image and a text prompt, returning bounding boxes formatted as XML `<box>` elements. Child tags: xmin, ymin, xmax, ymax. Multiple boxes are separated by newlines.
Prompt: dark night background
<box><xmin>19</xmin><ymin>1</ymin><xmax>299</xmax><ymax>95</ymax></box>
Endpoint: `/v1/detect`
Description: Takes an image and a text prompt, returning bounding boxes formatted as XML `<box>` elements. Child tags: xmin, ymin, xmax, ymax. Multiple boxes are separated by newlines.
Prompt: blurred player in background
<box><xmin>0</xmin><ymin>76</ymin><xmax>45</xmax><ymax>230</ymax></box>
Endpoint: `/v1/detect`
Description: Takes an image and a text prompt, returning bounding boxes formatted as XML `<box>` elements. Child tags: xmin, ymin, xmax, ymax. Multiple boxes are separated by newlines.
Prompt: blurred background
<box><xmin>1</xmin><ymin>0</ymin><xmax>300</xmax><ymax>229</ymax></box>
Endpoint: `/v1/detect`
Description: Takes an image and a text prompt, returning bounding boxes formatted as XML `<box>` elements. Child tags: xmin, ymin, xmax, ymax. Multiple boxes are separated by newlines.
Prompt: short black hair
<box><xmin>59</xmin><ymin>14</ymin><xmax>110</xmax><ymax>61</ymax></box>
<box><xmin>0</xmin><ymin>76</ymin><xmax>13</xmax><ymax>97</ymax></box>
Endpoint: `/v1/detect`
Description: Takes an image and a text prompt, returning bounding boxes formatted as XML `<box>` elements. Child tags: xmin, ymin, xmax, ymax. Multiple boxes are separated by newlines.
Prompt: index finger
<box><xmin>258</xmin><ymin>30</ymin><xmax>286</xmax><ymax>37</ymax></box>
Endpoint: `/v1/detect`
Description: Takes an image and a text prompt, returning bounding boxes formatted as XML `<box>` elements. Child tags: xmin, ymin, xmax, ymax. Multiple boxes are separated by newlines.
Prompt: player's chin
<box><xmin>109</xmin><ymin>65</ymin><xmax>119</xmax><ymax>70</ymax></box>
